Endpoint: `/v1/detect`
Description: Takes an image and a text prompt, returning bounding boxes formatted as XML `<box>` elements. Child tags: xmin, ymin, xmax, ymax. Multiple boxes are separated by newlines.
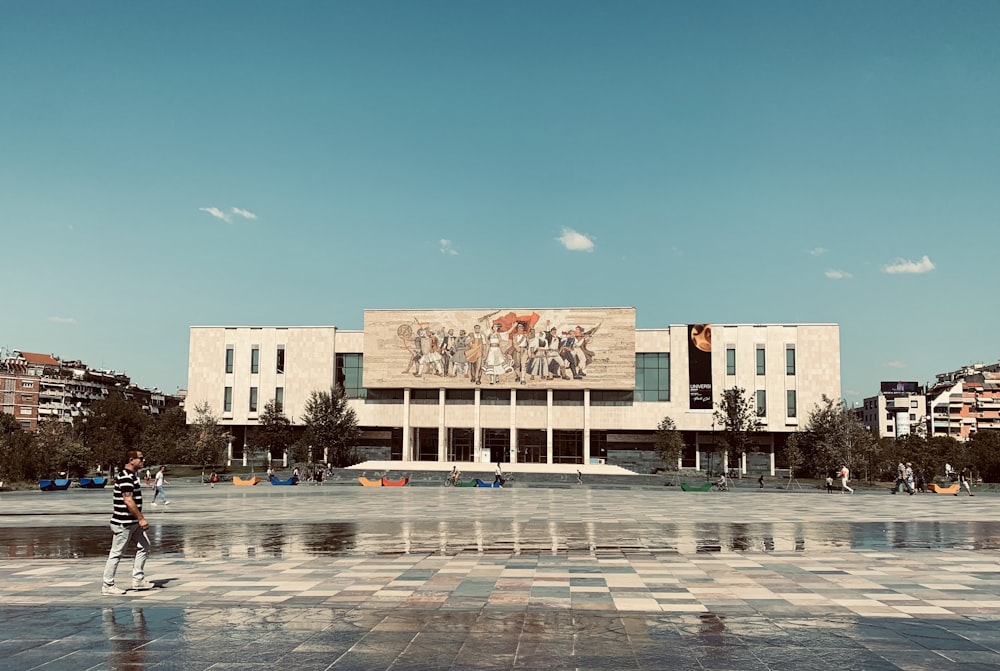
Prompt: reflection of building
<box><xmin>926</xmin><ymin>364</ymin><xmax>1000</xmax><ymax>441</ymax></box>
<box><xmin>186</xmin><ymin>310</ymin><xmax>841</xmax><ymax>475</ymax></box>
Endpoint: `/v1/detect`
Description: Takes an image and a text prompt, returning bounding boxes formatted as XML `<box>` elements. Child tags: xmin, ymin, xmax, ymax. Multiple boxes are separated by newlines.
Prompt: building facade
<box><xmin>855</xmin><ymin>381</ymin><xmax>927</xmax><ymax>439</ymax></box>
<box><xmin>927</xmin><ymin>365</ymin><xmax>1000</xmax><ymax>441</ymax></box>
<box><xmin>186</xmin><ymin>309</ymin><xmax>842</xmax><ymax>475</ymax></box>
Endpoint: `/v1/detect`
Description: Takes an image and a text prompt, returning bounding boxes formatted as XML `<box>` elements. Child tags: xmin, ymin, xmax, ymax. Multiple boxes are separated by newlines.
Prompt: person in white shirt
<box><xmin>839</xmin><ymin>465</ymin><xmax>853</xmax><ymax>494</ymax></box>
<box><xmin>151</xmin><ymin>465</ymin><xmax>170</xmax><ymax>506</ymax></box>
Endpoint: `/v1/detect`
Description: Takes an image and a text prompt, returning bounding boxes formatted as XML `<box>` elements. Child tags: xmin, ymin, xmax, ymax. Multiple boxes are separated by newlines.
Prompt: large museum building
<box><xmin>186</xmin><ymin>308</ymin><xmax>841</xmax><ymax>475</ymax></box>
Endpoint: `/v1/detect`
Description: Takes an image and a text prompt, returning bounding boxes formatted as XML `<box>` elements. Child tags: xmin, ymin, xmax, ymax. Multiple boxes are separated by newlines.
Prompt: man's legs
<box><xmin>131</xmin><ymin>526</ymin><xmax>151</xmax><ymax>582</ymax></box>
<box><xmin>103</xmin><ymin>523</ymin><xmax>134</xmax><ymax>587</ymax></box>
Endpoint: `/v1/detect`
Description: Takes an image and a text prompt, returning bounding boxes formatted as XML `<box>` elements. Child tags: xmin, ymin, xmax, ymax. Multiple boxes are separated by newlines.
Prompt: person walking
<box><xmin>826</xmin><ymin>474</ymin><xmax>835</xmax><ymax>493</ymax></box>
<box><xmin>209</xmin><ymin>471</ymin><xmax>219</xmax><ymax>488</ymax></box>
<box><xmin>958</xmin><ymin>467</ymin><xmax>975</xmax><ymax>496</ymax></box>
<box><xmin>903</xmin><ymin>463</ymin><xmax>915</xmax><ymax>496</ymax></box>
<box><xmin>494</xmin><ymin>462</ymin><xmax>504</xmax><ymax>488</ymax></box>
<box><xmin>839</xmin><ymin>464</ymin><xmax>853</xmax><ymax>494</ymax></box>
<box><xmin>151</xmin><ymin>465</ymin><xmax>169</xmax><ymax>506</ymax></box>
<box><xmin>758</xmin><ymin>474</ymin><xmax>764</xmax><ymax>489</ymax></box>
<box><xmin>102</xmin><ymin>449</ymin><xmax>153</xmax><ymax>595</ymax></box>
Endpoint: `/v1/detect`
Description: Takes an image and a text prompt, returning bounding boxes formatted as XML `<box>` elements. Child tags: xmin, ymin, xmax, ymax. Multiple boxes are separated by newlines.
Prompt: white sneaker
<box><xmin>102</xmin><ymin>584</ymin><xmax>127</xmax><ymax>595</ymax></box>
<box><xmin>164</xmin><ymin>501</ymin><xmax>170</xmax><ymax>506</ymax></box>
<box><xmin>151</xmin><ymin>502</ymin><xmax>158</xmax><ymax>506</ymax></box>
<box><xmin>131</xmin><ymin>578</ymin><xmax>155</xmax><ymax>590</ymax></box>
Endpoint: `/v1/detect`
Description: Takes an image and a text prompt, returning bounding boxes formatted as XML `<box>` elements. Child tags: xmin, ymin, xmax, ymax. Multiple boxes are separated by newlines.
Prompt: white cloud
<box><xmin>557</xmin><ymin>228</ymin><xmax>595</xmax><ymax>252</ymax></box>
<box><xmin>809</xmin><ymin>247</ymin><xmax>829</xmax><ymax>256</ymax></box>
<box><xmin>48</xmin><ymin>316</ymin><xmax>76</xmax><ymax>325</ymax></box>
<box><xmin>231</xmin><ymin>207</ymin><xmax>257</xmax><ymax>220</ymax></box>
<box><xmin>825</xmin><ymin>269</ymin><xmax>852</xmax><ymax>280</ymax></box>
<box><xmin>882</xmin><ymin>255</ymin><xmax>935</xmax><ymax>274</ymax></box>
<box><xmin>439</xmin><ymin>239</ymin><xmax>458</xmax><ymax>256</ymax></box>
<box><xmin>886</xmin><ymin>360</ymin><xmax>906</xmax><ymax>369</ymax></box>
<box><xmin>199</xmin><ymin>207</ymin><xmax>231</xmax><ymax>223</ymax></box>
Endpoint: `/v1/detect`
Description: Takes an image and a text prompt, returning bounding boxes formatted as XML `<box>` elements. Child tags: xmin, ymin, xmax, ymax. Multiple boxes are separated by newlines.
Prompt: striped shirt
<box><xmin>111</xmin><ymin>467</ymin><xmax>142</xmax><ymax>525</ymax></box>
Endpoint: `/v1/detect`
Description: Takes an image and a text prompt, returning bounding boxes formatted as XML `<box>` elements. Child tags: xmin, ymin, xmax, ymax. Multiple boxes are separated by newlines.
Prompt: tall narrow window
<box><xmin>726</xmin><ymin>347</ymin><xmax>736</xmax><ymax>375</ymax></box>
<box><xmin>785</xmin><ymin>346</ymin><xmax>796</xmax><ymax>375</ymax></box>
<box><xmin>635</xmin><ymin>353</ymin><xmax>670</xmax><ymax>402</ymax></box>
<box><xmin>250</xmin><ymin>346</ymin><xmax>260</xmax><ymax>374</ymax></box>
<box><xmin>787</xmin><ymin>390</ymin><xmax>797</xmax><ymax>418</ymax></box>
<box><xmin>225</xmin><ymin>347</ymin><xmax>234</xmax><ymax>374</ymax></box>
<box><xmin>756</xmin><ymin>390</ymin><xmax>766</xmax><ymax>417</ymax></box>
<box><xmin>276</xmin><ymin>345</ymin><xmax>285</xmax><ymax>374</ymax></box>
<box><xmin>275</xmin><ymin>387</ymin><xmax>284</xmax><ymax>412</ymax></box>
<box><xmin>756</xmin><ymin>347</ymin><xmax>766</xmax><ymax>375</ymax></box>
<box><xmin>336</xmin><ymin>353</ymin><xmax>366</xmax><ymax>399</ymax></box>
<box><xmin>249</xmin><ymin>387</ymin><xmax>258</xmax><ymax>413</ymax></box>
<box><xmin>223</xmin><ymin>387</ymin><xmax>233</xmax><ymax>413</ymax></box>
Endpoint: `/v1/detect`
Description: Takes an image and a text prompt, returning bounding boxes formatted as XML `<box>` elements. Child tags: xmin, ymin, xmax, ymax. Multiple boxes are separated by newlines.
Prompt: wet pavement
<box><xmin>0</xmin><ymin>484</ymin><xmax>998</xmax><ymax>670</ymax></box>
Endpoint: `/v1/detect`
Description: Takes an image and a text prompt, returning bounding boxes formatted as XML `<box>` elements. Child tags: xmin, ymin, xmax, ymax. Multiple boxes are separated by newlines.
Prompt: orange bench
<box><xmin>381</xmin><ymin>476</ymin><xmax>409</xmax><ymax>487</ymax></box>
<box><xmin>358</xmin><ymin>477</ymin><xmax>382</xmax><ymax>487</ymax></box>
<box><xmin>233</xmin><ymin>476</ymin><xmax>261</xmax><ymax>486</ymax></box>
<box><xmin>927</xmin><ymin>483</ymin><xmax>959</xmax><ymax>495</ymax></box>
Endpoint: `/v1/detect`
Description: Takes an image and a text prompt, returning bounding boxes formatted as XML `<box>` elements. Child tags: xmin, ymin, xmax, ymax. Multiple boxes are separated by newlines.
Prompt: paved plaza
<box><xmin>0</xmin><ymin>482</ymin><xmax>998</xmax><ymax>670</ymax></box>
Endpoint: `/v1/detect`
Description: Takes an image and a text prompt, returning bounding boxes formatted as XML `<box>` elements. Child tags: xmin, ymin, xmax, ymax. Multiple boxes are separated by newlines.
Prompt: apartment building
<box><xmin>186</xmin><ymin>308</ymin><xmax>842</xmax><ymax>475</ymax></box>
<box><xmin>855</xmin><ymin>381</ymin><xmax>927</xmax><ymax>439</ymax></box>
<box><xmin>928</xmin><ymin>364</ymin><xmax>1000</xmax><ymax>440</ymax></box>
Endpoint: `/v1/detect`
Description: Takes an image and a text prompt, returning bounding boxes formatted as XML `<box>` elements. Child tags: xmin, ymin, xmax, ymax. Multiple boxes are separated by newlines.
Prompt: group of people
<box><xmin>404</xmin><ymin>322</ymin><xmax>595</xmax><ymax>385</ymax></box>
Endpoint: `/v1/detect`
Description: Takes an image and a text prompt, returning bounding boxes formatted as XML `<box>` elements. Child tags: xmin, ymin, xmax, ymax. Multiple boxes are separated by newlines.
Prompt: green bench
<box><xmin>680</xmin><ymin>481</ymin><xmax>713</xmax><ymax>492</ymax></box>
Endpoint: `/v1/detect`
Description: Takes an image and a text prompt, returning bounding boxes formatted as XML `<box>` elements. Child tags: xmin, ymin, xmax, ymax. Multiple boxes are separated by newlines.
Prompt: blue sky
<box><xmin>2</xmin><ymin>1</ymin><xmax>998</xmax><ymax>406</ymax></box>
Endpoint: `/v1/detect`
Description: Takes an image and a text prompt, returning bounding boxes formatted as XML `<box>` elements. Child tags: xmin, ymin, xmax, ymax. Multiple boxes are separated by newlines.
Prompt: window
<box><xmin>516</xmin><ymin>390</ymin><xmax>547</xmax><ymax>406</ymax></box>
<box><xmin>786</xmin><ymin>390</ymin><xmax>797</xmax><ymax>418</ymax></box>
<box><xmin>21</xmin><ymin>380</ymin><xmax>34</xmax><ymax>389</ymax></box>
<box><xmin>756</xmin><ymin>390</ymin><xmax>766</xmax><ymax>417</ymax></box>
<box><xmin>726</xmin><ymin>347</ymin><xmax>736</xmax><ymax>375</ymax></box>
<box><xmin>590</xmin><ymin>390</ymin><xmax>634</xmax><ymax>406</ymax></box>
<box><xmin>336</xmin><ymin>353</ymin><xmax>366</xmax><ymax>399</ymax></box>
<box><xmin>225</xmin><ymin>347</ymin><xmax>234</xmax><ymax>374</ymax></box>
<box><xmin>635</xmin><ymin>353</ymin><xmax>670</xmax><ymax>402</ymax></box>
<box><xmin>276</xmin><ymin>346</ymin><xmax>285</xmax><ymax>374</ymax></box>
<box><xmin>756</xmin><ymin>347</ymin><xmax>766</xmax><ymax>375</ymax></box>
<box><xmin>19</xmin><ymin>407</ymin><xmax>31</xmax><ymax>415</ymax></box>
<box><xmin>909</xmin><ymin>414</ymin><xmax>916</xmax><ymax>421</ymax></box>
<box><xmin>275</xmin><ymin>387</ymin><xmax>284</xmax><ymax>413</ymax></box>
<box><xmin>410</xmin><ymin>389</ymin><xmax>439</xmax><ymax>405</ymax></box>
<box><xmin>366</xmin><ymin>389</ymin><xmax>404</xmax><ymax>404</ymax></box>
<box><xmin>250</xmin><ymin>347</ymin><xmax>260</xmax><ymax>374</ymax></box>
<box><xmin>249</xmin><ymin>387</ymin><xmax>258</xmax><ymax>413</ymax></box>
<box><xmin>886</xmin><ymin>425</ymin><xmax>893</xmax><ymax>432</ymax></box>
<box><xmin>553</xmin><ymin>390</ymin><xmax>583</xmax><ymax>407</ymax></box>
<box><xmin>445</xmin><ymin>389</ymin><xmax>474</xmax><ymax>405</ymax></box>
<box><xmin>785</xmin><ymin>346</ymin><xmax>795</xmax><ymax>375</ymax></box>
<box><xmin>223</xmin><ymin>387</ymin><xmax>233</xmax><ymax>413</ymax></box>
<box><xmin>910</xmin><ymin>400</ymin><xmax>918</xmax><ymax>408</ymax></box>
<box><xmin>481</xmin><ymin>389</ymin><xmax>511</xmax><ymax>406</ymax></box>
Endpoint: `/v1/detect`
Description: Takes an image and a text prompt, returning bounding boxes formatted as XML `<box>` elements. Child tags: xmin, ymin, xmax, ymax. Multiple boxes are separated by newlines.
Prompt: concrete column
<box><xmin>583</xmin><ymin>389</ymin><xmax>591</xmax><ymax>464</ymax></box>
<box><xmin>402</xmin><ymin>388</ymin><xmax>411</xmax><ymax>462</ymax></box>
<box><xmin>510</xmin><ymin>388</ymin><xmax>518</xmax><ymax>465</ymax></box>
<box><xmin>546</xmin><ymin>388</ymin><xmax>553</xmax><ymax>465</ymax></box>
<box><xmin>438</xmin><ymin>388</ymin><xmax>447</xmax><ymax>462</ymax></box>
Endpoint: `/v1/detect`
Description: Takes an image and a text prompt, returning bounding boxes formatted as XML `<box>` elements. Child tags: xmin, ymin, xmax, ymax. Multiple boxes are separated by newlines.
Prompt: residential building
<box><xmin>186</xmin><ymin>309</ymin><xmax>841</xmax><ymax>475</ymax></box>
<box><xmin>927</xmin><ymin>363</ymin><xmax>1000</xmax><ymax>440</ymax></box>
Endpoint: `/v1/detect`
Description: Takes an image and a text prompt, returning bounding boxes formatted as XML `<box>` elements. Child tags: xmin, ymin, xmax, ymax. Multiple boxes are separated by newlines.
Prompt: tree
<box><xmin>248</xmin><ymin>399</ymin><xmax>296</xmax><ymax>465</ymax></box>
<box><xmin>187</xmin><ymin>402</ymin><xmax>231</xmax><ymax>476</ymax></box>
<box><xmin>36</xmin><ymin>419</ymin><xmax>89</xmax><ymax>477</ymax></box>
<box><xmin>781</xmin><ymin>432</ymin><xmax>805</xmax><ymax>477</ymax></box>
<box><xmin>797</xmin><ymin>395</ymin><xmax>876</xmax><ymax>479</ymax></box>
<box><xmin>653</xmin><ymin>416</ymin><xmax>684</xmax><ymax>470</ymax></box>
<box><xmin>0</xmin><ymin>413</ymin><xmax>41</xmax><ymax>483</ymax></box>
<box><xmin>84</xmin><ymin>392</ymin><xmax>150</xmax><ymax>470</ymax></box>
<box><xmin>711</xmin><ymin>387</ymin><xmax>762</xmax><ymax>476</ymax></box>
<box><xmin>301</xmin><ymin>386</ymin><xmax>361</xmax><ymax>468</ymax></box>
<box><xmin>140</xmin><ymin>407</ymin><xmax>190</xmax><ymax>466</ymax></box>
<box><xmin>967</xmin><ymin>429</ymin><xmax>1000</xmax><ymax>482</ymax></box>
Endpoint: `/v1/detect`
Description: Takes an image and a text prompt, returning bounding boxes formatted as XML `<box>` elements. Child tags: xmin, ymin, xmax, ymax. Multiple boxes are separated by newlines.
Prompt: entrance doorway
<box><xmin>483</xmin><ymin>428</ymin><xmax>510</xmax><ymax>464</ymax></box>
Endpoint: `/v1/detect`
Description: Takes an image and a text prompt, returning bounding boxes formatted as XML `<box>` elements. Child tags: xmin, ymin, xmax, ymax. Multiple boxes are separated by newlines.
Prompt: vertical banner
<box><xmin>688</xmin><ymin>323</ymin><xmax>713</xmax><ymax>409</ymax></box>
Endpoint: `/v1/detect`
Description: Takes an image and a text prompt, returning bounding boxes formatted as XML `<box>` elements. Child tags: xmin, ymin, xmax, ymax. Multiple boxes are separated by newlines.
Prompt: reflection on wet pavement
<box><xmin>2</xmin><ymin>520</ymin><xmax>998</xmax><ymax>559</ymax></box>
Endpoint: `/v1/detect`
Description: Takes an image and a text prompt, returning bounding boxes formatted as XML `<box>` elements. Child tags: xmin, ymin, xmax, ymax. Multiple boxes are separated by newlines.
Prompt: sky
<box><xmin>2</xmin><ymin>1</ymin><xmax>998</xmax><ymax>406</ymax></box>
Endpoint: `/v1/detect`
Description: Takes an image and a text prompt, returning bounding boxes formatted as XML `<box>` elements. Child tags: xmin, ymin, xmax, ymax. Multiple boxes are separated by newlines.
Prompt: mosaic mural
<box><xmin>362</xmin><ymin>308</ymin><xmax>636</xmax><ymax>389</ymax></box>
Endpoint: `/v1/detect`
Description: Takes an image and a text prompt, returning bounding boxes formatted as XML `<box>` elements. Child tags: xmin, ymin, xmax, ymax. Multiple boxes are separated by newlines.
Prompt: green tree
<box><xmin>0</xmin><ymin>413</ymin><xmax>41</xmax><ymax>482</ymax></box>
<box><xmin>798</xmin><ymin>395</ymin><xmax>876</xmax><ymax>479</ymax></box>
<box><xmin>36</xmin><ymin>419</ymin><xmax>89</xmax><ymax>477</ymax></box>
<box><xmin>187</xmin><ymin>402</ymin><xmax>231</xmax><ymax>477</ymax></box>
<box><xmin>781</xmin><ymin>432</ymin><xmax>805</xmax><ymax>477</ymax></box>
<box><xmin>301</xmin><ymin>386</ymin><xmax>361</xmax><ymax>468</ymax></box>
<box><xmin>140</xmin><ymin>407</ymin><xmax>190</xmax><ymax>465</ymax></box>
<box><xmin>248</xmin><ymin>399</ymin><xmax>297</xmax><ymax>465</ymax></box>
<box><xmin>653</xmin><ymin>416</ymin><xmax>684</xmax><ymax>470</ymax></box>
<box><xmin>712</xmin><ymin>387</ymin><xmax>762</xmax><ymax>476</ymax></box>
<box><xmin>967</xmin><ymin>429</ymin><xmax>1000</xmax><ymax>482</ymax></box>
<box><xmin>85</xmin><ymin>392</ymin><xmax>150</xmax><ymax>471</ymax></box>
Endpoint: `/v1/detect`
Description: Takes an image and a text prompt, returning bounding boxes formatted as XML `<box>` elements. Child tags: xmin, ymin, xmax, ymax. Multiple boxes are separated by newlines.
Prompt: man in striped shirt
<box><xmin>101</xmin><ymin>449</ymin><xmax>153</xmax><ymax>595</ymax></box>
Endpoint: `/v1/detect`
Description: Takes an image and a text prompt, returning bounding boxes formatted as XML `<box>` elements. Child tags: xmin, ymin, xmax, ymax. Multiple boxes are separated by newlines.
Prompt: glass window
<box><xmin>275</xmin><ymin>387</ymin><xmax>283</xmax><ymax>413</ymax></box>
<box><xmin>336</xmin><ymin>353</ymin><xmax>366</xmax><ymax>399</ymax></box>
<box><xmin>635</xmin><ymin>353</ymin><xmax>669</xmax><ymax>402</ymax></box>
<box><xmin>225</xmin><ymin>347</ymin><xmax>234</xmax><ymax>374</ymax></box>
<box><xmin>553</xmin><ymin>390</ymin><xmax>584</xmax><ymax>406</ymax></box>
<box><xmin>756</xmin><ymin>347</ymin><xmax>766</xmax><ymax>375</ymax></box>
<box><xmin>756</xmin><ymin>390</ymin><xmax>766</xmax><ymax>417</ymax></box>
<box><xmin>785</xmin><ymin>346</ymin><xmax>795</xmax><ymax>375</ymax></box>
<box><xmin>910</xmin><ymin>400</ymin><xmax>918</xmax><ymax>408</ymax></box>
<box><xmin>410</xmin><ymin>389</ymin><xmax>439</xmax><ymax>405</ymax></box>
<box><xmin>250</xmin><ymin>347</ymin><xmax>260</xmax><ymax>374</ymax></box>
<box><xmin>516</xmin><ymin>390</ymin><xmax>547</xmax><ymax>406</ymax></box>
<box><xmin>726</xmin><ymin>347</ymin><xmax>736</xmax><ymax>375</ymax></box>
<box><xmin>276</xmin><ymin>346</ymin><xmax>285</xmax><ymax>374</ymax></box>
<box><xmin>481</xmin><ymin>389</ymin><xmax>511</xmax><ymax>406</ymax></box>
<box><xmin>366</xmin><ymin>389</ymin><xmax>403</xmax><ymax>404</ymax></box>
<box><xmin>445</xmin><ymin>389</ymin><xmax>474</xmax><ymax>405</ymax></box>
<box><xmin>249</xmin><ymin>387</ymin><xmax>258</xmax><ymax>413</ymax></box>
<box><xmin>786</xmin><ymin>389</ymin><xmax>797</xmax><ymax>418</ymax></box>
<box><xmin>223</xmin><ymin>387</ymin><xmax>233</xmax><ymax>413</ymax></box>
<box><xmin>590</xmin><ymin>390</ymin><xmax>634</xmax><ymax>406</ymax></box>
